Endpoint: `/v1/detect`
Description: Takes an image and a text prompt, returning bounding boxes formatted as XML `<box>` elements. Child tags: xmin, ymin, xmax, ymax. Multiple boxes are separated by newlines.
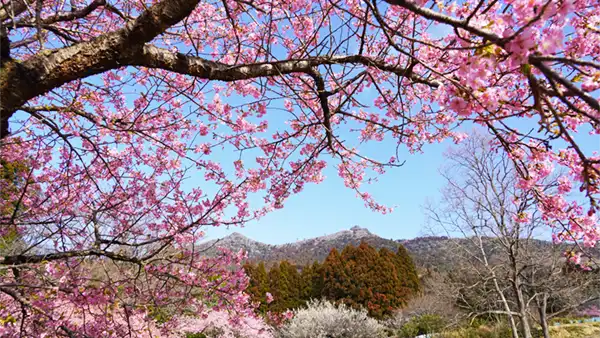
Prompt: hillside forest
<box><xmin>243</xmin><ymin>242</ymin><xmax>420</xmax><ymax>319</ymax></box>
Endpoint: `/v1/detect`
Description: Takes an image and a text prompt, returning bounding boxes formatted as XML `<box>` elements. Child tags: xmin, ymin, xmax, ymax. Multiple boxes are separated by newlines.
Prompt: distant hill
<box><xmin>397</xmin><ymin>236</ymin><xmax>456</xmax><ymax>269</ymax></box>
<box><xmin>197</xmin><ymin>226</ymin><xmax>466</xmax><ymax>268</ymax></box>
<box><xmin>198</xmin><ymin>226</ymin><xmax>401</xmax><ymax>266</ymax></box>
<box><xmin>198</xmin><ymin>226</ymin><xmax>599</xmax><ymax>269</ymax></box>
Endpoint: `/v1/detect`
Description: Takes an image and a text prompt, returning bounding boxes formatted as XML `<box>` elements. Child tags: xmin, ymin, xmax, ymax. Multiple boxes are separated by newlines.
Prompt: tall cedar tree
<box><xmin>321</xmin><ymin>248</ymin><xmax>348</xmax><ymax>301</ymax></box>
<box><xmin>267</xmin><ymin>261</ymin><xmax>303</xmax><ymax>312</ymax></box>
<box><xmin>267</xmin><ymin>264</ymin><xmax>284</xmax><ymax>313</ymax></box>
<box><xmin>341</xmin><ymin>243</ymin><xmax>379</xmax><ymax>312</ymax></box>
<box><xmin>299</xmin><ymin>261</ymin><xmax>323</xmax><ymax>301</ymax></box>
<box><xmin>321</xmin><ymin>242</ymin><xmax>420</xmax><ymax>318</ymax></box>
<box><xmin>374</xmin><ymin>248</ymin><xmax>410</xmax><ymax>317</ymax></box>
<box><xmin>245</xmin><ymin>242</ymin><xmax>420</xmax><ymax>319</ymax></box>
<box><xmin>395</xmin><ymin>245</ymin><xmax>421</xmax><ymax>293</ymax></box>
<box><xmin>279</xmin><ymin>261</ymin><xmax>303</xmax><ymax>309</ymax></box>
<box><xmin>243</xmin><ymin>262</ymin><xmax>269</xmax><ymax>314</ymax></box>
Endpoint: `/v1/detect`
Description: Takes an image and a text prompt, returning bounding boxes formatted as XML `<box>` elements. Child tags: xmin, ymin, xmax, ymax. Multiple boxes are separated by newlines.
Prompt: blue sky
<box><xmin>201</xmin><ymin>134</ymin><xmax>468</xmax><ymax>244</ymax></box>
<box><xmin>201</xmin><ymin>121</ymin><xmax>598</xmax><ymax>245</ymax></box>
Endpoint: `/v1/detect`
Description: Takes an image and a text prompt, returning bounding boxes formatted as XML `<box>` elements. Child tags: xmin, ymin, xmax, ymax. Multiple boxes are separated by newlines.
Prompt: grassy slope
<box><xmin>549</xmin><ymin>322</ymin><xmax>600</xmax><ymax>338</ymax></box>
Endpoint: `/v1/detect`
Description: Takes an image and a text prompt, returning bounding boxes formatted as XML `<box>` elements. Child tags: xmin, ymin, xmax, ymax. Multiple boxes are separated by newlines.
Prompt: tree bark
<box><xmin>517</xmin><ymin>292</ymin><xmax>533</xmax><ymax>338</ymax></box>
<box><xmin>0</xmin><ymin>0</ymin><xmax>204</xmax><ymax>131</ymax></box>
<box><xmin>511</xmin><ymin>256</ymin><xmax>533</xmax><ymax>338</ymax></box>
<box><xmin>477</xmin><ymin>236</ymin><xmax>520</xmax><ymax>338</ymax></box>
<box><xmin>492</xmin><ymin>275</ymin><xmax>521</xmax><ymax>338</ymax></box>
<box><xmin>538</xmin><ymin>294</ymin><xmax>551</xmax><ymax>338</ymax></box>
<box><xmin>0</xmin><ymin>45</ymin><xmax>431</xmax><ymax>139</ymax></box>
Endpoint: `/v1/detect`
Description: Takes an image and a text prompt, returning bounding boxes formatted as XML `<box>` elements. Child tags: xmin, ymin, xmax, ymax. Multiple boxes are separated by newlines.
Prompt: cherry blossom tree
<box><xmin>0</xmin><ymin>0</ymin><xmax>599</xmax><ymax>336</ymax></box>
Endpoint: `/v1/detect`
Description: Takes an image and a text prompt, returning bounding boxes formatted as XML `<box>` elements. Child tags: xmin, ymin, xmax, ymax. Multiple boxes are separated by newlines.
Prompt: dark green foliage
<box><xmin>245</xmin><ymin>241</ymin><xmax>421</xmax><ymax>319</ymax></box>
<box><xmin>0</xmin><ymin>160</ymin><xmax>29</xmax><ymax>254</ymax></box>
<box><xmin>300</xmin><ymin>261</ymin><xmax>323</xmax><ymax>300</ymax></box>
<box><xmin>185</xmin><ymin>333</ymin><xmax>207</xmax><ymax>338</ymax></box>
<box><xmin>245</xmin><ymin>260</ymin><xmax>305</xmax><ymax>313</ymax></box>
<box><xmin>398</xmin><ymin>314</ymin><xmax>446</xmax><ymax>337</ymax></box>
<box><xmin>267</xmin><ymin>263</ymin><xmax>288</xmax><ymax>312</ymax></box>
<box><xmin>276</xmin><ymin>261</ymin><xmax>304</xmax><ymax>310</ymax></box>
<box><xmin>244</xmin><ymin>262</ymin><xmax>269</xmax><ymax>314</ymax></box>
<box><xmin>394</xmin><ymin>245</ymin><xmax>421</xmax><ymax>293</ymax></box>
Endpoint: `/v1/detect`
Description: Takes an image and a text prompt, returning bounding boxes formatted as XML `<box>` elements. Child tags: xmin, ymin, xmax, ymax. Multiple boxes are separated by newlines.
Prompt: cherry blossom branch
<box><xmin>8</xmin><ymin>0</ymin><xmax>106</xmax><ymax>27</ymax></box>
<box><xmin>1</xmin><ymin>45</ymin><xmax>435</xmax><ymax>138</ymax></box>
<box><xmin>383</xmin><ymin>0</ymin><xmax>503</xmax><ymax>42</ymax></box>
<box><xmin>0</xmin><ymin>248</ymin><xmax>143</xmax><ymax>265</ymax></box>
<box><xmin>383</xmin><ymin>0</ymin><xmax>599</xmax><ymax>111</ymax></box>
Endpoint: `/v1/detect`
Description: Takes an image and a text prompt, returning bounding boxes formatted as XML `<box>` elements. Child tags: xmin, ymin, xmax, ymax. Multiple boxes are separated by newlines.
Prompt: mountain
<box><xmin>199</xmin><ymin>226</ymin><xmax>402</xmax><ymax>266</ymax></box>
<box><xmin>198</xmin><ymin>226</ymin><xmax>476</xmax><ymax>268</ymax></box>
<box><xmin>198</xmin><ymin>227</ymin><xmax>600</xmax><ymax>269</ymax></box>
<box><xmin>200</xmin><ymin>232</ymin><xmax>277</xmax><ymax>260</ymax></box>
<box><xmin>397</xmin><ymin>236</ymin><xmax>456</xmax><ymax>269</ymax></box>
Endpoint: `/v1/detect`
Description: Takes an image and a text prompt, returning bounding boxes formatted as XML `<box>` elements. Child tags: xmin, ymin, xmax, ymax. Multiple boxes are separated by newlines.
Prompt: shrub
<box><xmin>439</xmin><ymin>322</ymin><xmax>514</xmax><ymax>338</ymax></box>
<box><xmin>397</xmin><ymin>314</ymin><xmax>446</xmax><ymax>337</ymax></box>
<box><xmin>549</xmin><ymin>316</ymin><xmax>595</xmax><ymax>325</ymax></box>
<box><xmin>186</xmin><ymin>334</ymin><xmax>207</xmax><ymax>338</ymax></box>
<box><xmin>277</xmin><ymin>299</ymin><xmax>384</xmax><ymax>338</ymax></box>
<box><xmin>385</xmin><ymin>293</ymin><xmax>460</xmax><ymax>331</ymax></box>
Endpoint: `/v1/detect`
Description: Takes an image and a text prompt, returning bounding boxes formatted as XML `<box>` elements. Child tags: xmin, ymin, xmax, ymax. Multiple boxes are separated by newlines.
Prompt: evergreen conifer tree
<box><xmin>279</xmin><ymin>261</ymin><xmax>303</xmax><ymax>309</ymax></box>
<box><xmin>244</xmin><ymin>262</ymin><xmax>269</xmax><ymax>314</ymax></box>
<box><xmin>395</xmin><ymin>244</ymin><xmax>421</xmax><ymax>293</ymax></box>
<box><xmin>244</xmin><ymin>242</ymin><xmax>421</xmax><ymax>318</ymax></box>
<box><xmin>322</xmin><ymin>248</ymin><xmax>348</xmax><ymax>302</ymax></box>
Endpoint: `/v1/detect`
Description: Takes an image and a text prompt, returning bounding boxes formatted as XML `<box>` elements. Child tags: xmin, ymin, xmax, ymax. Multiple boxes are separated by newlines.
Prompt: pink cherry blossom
<box><xmin>1</xmin><ymin>0</ymin><xmax>599</xmax><ymax>335</ymax></box>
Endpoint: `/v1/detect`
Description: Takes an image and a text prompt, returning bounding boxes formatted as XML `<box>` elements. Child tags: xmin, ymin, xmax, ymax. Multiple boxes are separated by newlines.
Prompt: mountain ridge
<box><xmin>199</xmin><ymin>226</ymin><xmax>443</xmax><ymax>267</ymax></box>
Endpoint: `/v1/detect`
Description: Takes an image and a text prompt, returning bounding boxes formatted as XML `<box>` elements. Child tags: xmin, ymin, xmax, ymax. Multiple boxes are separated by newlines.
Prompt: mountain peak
<box><xmin>218</xmin><ymin>232</ymin><xmax>255</xmax><ymax>245</ymax></box>
<box><xmin>349</xmin><ymin>225</ymin><xmax>371</xmax><ymax>237</ymax></box>
<box><xmin>227</xmin><ymin>232</ymin><xmax>247</xmax><ymax>239</ymax></box>
<box><xmin>198</xmin><ymin>225</ymin><xmax>402</xmax><ymax>265</ymax></box>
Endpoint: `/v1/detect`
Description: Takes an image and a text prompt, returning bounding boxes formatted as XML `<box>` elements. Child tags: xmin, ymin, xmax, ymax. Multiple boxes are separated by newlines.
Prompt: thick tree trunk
<box><xmin>538</xmin><ymin>294</ymin><xmax>551</xmax><ymax>338</ymax></box>
<box><xmin>0</xmin><ymin>25</ymin><xmax>11</xmax><ymax>138</ymax></box>
<box><xmin>0</xmin><ymin>107</ymin><xmax>9</xmax><ymax>139</ymax></box>
<box><xmin>513</xmin><ymin>277</ymin><xmax>533</xmax><ymax>338</ymax></box>
<box><xmin>519</xmin><ymin>307</ymin><xmax>533</xmax><ymax>338</ymax></box>
<box><xmin>491</xmin><ymin>272</ymin><xmax>520</xmax><ymax>338</ymax></box>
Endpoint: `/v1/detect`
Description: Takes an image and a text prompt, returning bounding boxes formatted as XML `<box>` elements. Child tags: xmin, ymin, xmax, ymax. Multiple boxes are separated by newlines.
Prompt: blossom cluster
<box><xmin>1</xmin><ymin>0</ymin><xmax>599</xmax><ymax>335</ymax></box>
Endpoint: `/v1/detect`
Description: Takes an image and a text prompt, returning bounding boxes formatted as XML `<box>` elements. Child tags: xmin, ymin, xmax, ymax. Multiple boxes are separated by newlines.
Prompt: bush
<box><xmin>186</xmin><ymin>334</ymin><xmax>207</xmax><ymax>338</ymax></box>
<box><xmin>277</xmin><ymin>299</ymin><xmax>385</xmax><ymax>338</ymax></box>
<box><xmin>549</xmin><ymin>316</ymin><xmax>594</xmax><ymax>325</ymax></box>
<box><xmin>439</xmin><ymin>322</ymin><xmax>514</xmax><ymax>338</ymax></box>
<box><xmin>398</xmin><ymin>314</ymin><xmax>446</xmax><ymax>337</ymax></box>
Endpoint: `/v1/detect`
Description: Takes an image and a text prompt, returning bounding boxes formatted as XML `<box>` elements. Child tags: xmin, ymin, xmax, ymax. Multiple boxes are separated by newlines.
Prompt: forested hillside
<box><xmin>243</xmin><ymin>242</ymin><xmax>421</xmax><ymax>319</ymax></box>
<box><xmin>199</xmin><ymin>227</ymin><xmax>600</xmax><ymax>271</ymax></box>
